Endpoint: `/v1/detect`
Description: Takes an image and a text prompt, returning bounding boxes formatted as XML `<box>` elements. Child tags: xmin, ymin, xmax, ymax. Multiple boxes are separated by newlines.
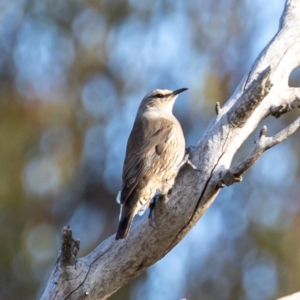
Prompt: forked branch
<box><xmin>219</xmin><ymin>117</ymin><xmax>300</xmax><ymax>187</ymax></box>
<box><xmin>271</xmin><ymin>88</ymin><xmax>300</xmax><ymax>118</ymax></box>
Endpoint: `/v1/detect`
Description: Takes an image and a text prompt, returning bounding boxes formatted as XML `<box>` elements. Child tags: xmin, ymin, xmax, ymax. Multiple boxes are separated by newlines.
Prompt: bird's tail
<box><xmin>115</xmin><ymin>205</ymin><xmax>136</xmax><ymax>240</ymax></box>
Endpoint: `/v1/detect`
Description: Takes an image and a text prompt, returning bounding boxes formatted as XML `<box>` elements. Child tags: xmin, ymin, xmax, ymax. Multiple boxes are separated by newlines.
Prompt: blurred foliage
<box><xmin>0</xmin><ymin>0</ymin><xmax>299</xmax><ymax>299</ymax></box>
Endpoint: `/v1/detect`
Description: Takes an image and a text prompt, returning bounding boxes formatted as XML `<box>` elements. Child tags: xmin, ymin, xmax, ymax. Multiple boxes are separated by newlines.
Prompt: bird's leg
<box><xmin>148</xmin><ymin>191</ymin><xmax>168</xmax><ymax>229</ymax></box>
<box><xmin>177</xmin><ymin>147</ymin><xmax>201</xmax><ymax>172</ymax></box>
<box><xmin>148</xmin><ymin>196</ymin><xmax>158</xmax><ymax>229</ymax></box>
<box><xmin>148</xmin><ymin>195</ymin><xmax>159</xmax><ymax>229</ymax></box>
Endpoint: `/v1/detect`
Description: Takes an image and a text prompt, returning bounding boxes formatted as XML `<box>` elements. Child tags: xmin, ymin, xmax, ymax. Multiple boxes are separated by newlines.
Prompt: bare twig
<box><xmin>215</xmin><ymin>102</ymin><xmax>221</xmax><ymax>115</ymax></box>
<box><xmin>271</xmin><ymin>88</ymin><xmax>300</xmax><ymax>118</ymax></box>
<box><xmin>219</xmin><ymin>117</ymin><xmax>300</xmax><ymax>187</ymax></box>
<box><xmin>60</xmin><ymin>226</ymin><xmax>80</xmax><ymax>267</ymax></box>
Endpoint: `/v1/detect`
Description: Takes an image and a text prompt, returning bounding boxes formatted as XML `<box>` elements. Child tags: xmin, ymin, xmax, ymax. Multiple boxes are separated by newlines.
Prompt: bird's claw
<box><xmin>177</xmin><ymin>147</ymin><xmax>201</xmax><ymax>172</ymax></box>
<box><xmin>148</xmin><ymin>195</ymin><xmax>158</xmax><ymax>229</ymax></box>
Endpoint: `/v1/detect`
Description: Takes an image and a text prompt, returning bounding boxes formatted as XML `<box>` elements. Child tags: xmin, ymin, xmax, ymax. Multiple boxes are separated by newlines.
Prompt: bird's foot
<box><xmin>148</xmin><ymin>193</ymin><xmax>167</xmax><ymax>229</ymax></box>
<box><xmin>178</xmin><ymin>147</ymin><xmax>201</xmax><ymax>172</ymax></box>
<box><xmin>148</xmin><ymin>195</ymin><xmax>158</xmax><ymax>229</ymax></box>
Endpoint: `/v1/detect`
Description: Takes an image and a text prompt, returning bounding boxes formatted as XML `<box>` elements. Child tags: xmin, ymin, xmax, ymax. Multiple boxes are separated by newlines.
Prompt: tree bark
<box><xmin>40</xmin><ymin>0</ymin><xmax>300</xmax><ymax>299</ymax></box>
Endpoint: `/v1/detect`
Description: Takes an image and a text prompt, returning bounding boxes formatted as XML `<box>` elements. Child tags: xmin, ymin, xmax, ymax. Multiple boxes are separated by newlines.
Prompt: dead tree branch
<box><xmin>278</xmin><ymin>292</ymin><xmax>300</xmax><ymax>300</ymax></box>
<box><xmin>219</xmin><ymin>117</ymin><xmax>300</xmax><ymax>187</ymax></box>
<box><xmin>41</xmin><ymin>0</ymin><xmax>300</xmax><ymax>299</ymax></box>
<box><xmin>271</xmin><ymin>87</ymin><xmax>300</xmax><ymax>118</ymax></box>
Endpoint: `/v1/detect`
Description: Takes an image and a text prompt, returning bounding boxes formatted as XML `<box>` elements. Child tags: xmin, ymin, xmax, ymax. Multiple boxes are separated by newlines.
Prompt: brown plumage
<box><xmin>115</xmin><ymin>88</ymin><xmax>187</xmax><ymax>240</ymax></box>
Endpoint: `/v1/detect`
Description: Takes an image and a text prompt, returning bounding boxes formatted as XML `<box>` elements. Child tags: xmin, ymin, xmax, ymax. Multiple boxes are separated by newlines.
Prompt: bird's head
<box><xmin>139</xmin><ymin>88</ymin><xmax>188</xmax><ymax>114</ymax></box>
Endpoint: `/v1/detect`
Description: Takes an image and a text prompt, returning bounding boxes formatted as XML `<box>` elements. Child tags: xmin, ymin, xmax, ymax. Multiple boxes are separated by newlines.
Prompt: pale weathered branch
<box><xmin>278</xmin><ymin>292</ymin><xmax>300</xmax><ymax>300</ymax></box>
<box><xmin>271</xmin><ymin>87</ymin><xmax>300</xmax><ymax>118</ymax></box>
<box><xmin>219</xmin><ymin>117</ymin><xmax>300</xmax><ymax>187</ymax></box>
<box><xmin>41</xmin><ymin>0</ymin><xmax>300</xmax><ymax>299</ymax></box>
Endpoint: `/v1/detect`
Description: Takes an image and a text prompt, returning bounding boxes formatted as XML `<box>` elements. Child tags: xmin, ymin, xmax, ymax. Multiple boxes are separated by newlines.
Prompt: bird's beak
<box><xmin>172</xmin><ymin>88</ymin><xmax>188</xmax><ymax>96</ymax></box>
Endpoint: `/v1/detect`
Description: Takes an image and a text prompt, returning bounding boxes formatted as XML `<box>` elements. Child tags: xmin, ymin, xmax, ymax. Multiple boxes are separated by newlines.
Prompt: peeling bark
<box><xmin>40</xmin><ymin>0</ymin><xmax>300</xmax><ymax>299</ymax></box>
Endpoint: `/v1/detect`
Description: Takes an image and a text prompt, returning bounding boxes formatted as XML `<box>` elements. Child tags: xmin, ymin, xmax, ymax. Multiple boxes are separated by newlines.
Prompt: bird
<box><xmin>115</xmin><ymin>88</ymin><xmax>188</xmax><ymax>240</ymax></box>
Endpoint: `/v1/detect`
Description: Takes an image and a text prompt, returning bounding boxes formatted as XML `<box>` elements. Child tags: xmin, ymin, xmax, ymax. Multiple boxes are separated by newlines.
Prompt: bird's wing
<box><xmin>120</xmin><ymin>117</ymin><xmax>173</xmax><ymax>205</ymax></box>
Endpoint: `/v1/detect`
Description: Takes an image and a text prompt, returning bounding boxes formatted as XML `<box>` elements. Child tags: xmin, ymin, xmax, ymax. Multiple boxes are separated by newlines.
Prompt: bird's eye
<box><xmin>156</xmin><ymin>93</ymin><xmax>164</xmax><ymax>98</ymax></box>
